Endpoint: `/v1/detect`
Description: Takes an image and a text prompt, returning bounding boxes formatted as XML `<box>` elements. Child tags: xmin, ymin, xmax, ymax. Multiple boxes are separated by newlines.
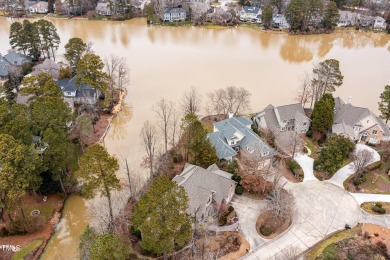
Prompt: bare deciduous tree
<box><xmin>207</xmin><ymin>86</ymin><xmax>252</xmax><ymax>116</ymax></box>
<box><xmin>169</xmin><ymin>109</ymin><xmax>181</xmax><ymax>147</ymax></box>
<box><xmin>141</xmin><ymin>120</ymin><xmax>158</xmax><ymax>178</ymax></box>
<box><xmin>351</xmin><ymin>149</ymin><xmax>374</xmax><ymax>181</ymax></box>
<box><xmin>181</xmin><ymin>86</ymin><xmax>202</xmax><ymax>116</ymax></box>
<box><xmin>267</xmin><ymin>173</ymin><xmax>294</xmax><ymax>218</ymax></box>
<box><xmin>295</xmin><ymin>72</ymin><xmax>313</xmax><ymax>108</ymax></box>
<box><xmin>274</xmin><ymin>130</ymin><xmax>304</xmax><ymax>159</ymax></box>
<box><xmin>154</xmin><ymin>98</ymin><xmax>174</xmax><ymax>154</ymax></box>
<box><xmin>123</xmin><ymin>158</ymin><xmax>143</xmax><ymax>198</ymax></box>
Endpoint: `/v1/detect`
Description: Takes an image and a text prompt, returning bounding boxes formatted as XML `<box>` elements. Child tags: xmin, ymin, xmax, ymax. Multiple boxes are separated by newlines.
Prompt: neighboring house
<box><xmin>332</xmin><ymin>97</ymin><xmax>390</xmax><ymax>144</ymax></box>
<box><xmin>373</xmin><ymin>16</ymin><xmax>387</xmax><ymax>30</ymax></box>
<box><xmin>190</xmin><ymin>2</ymin><xmax>210</xmax><ymax>20</ymax></box>
<box><xmin>163</xmin><ymin>8</ymin><xmax>186</xmax><ymax>22</ymax></box>
<box><xmin>253</xmin><ymin>103</ymin><xmax>311</xmax><ymax>134</ymax></box>
<box><xmin>32</xmin><ymin>135</ymin><xmax>49</xmax><ymax>154</ymax></box>
<box><xmin>172</xmin><ymin>163</ymin><xmax>236</xmax><ymax>216</ymax></box>
<box><xmin>0</xmin><ymin>51</ymin><xmax>32</xmax><ymax>80</ymax></box>
<box><xmin>208</xmin><ymin>114</ymin><xmax>273</xmax><ymax>162</ymax></box>
<box><xmin>31</xmin><ymin>59</ymin><xmax>62</xmax><ymax>80</ymax></box>
<box><xmin>96</xmin><ymin>1</ymin><xmax>111</xmax><ymax>16</ymax></box>
<box><xmin>272</xmin><ymin>14</ymin><xmax>289</xmax><ymax>29</ymax></box>
<box><xmin>56</xmin><ymin>76</ymin><xmax>99</xmax><ymax>105</ymax></box>
<box><xmin>239</xmin><ymin>6</ymin><xmax>261</xmax><ymax>23</ymax></box>
<box><xmin>26</xmin><ymin>1</ymin><xmax>49</xmax><ymax>13</ymax></box>
<box><xmin>75</xmin><ymin>86</ymin><xmax>99</xmax><ymax>105</ymax></box>
<box><xmin>337</xmin><ymin>10</ymin><xmax>358</xmax><ymax>27</ymax></box>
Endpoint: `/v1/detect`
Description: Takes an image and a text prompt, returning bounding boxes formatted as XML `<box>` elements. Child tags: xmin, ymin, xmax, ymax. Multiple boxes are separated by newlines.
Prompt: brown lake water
<box><xmin>0</xmin><ymin>17</ymin><xmax>389</xmax><ymax>259</ymax></box>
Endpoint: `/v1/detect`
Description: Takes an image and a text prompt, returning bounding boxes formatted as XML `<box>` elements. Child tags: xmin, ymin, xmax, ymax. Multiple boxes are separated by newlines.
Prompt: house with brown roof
<box><xmin>172</xmin><ymin>163</ymin><xmax>236</xmax><ymax>216</ymax></box>
<box><xmin>253</xmin><ymin>103</ymin><xmax>311</xmax><ymax>134</ymax></box>
<box><xmin>332</xmin><ymin>97</ymin><xmax>390</xmax><ymax>144</ymax></box>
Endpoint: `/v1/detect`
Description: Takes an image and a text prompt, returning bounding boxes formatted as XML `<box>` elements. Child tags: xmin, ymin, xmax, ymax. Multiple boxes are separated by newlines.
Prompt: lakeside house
<box><xmin>239</xmin><ymin>6</ymin><xmax>261</xmax><ymax>23</ymax></box>
<box><xmin>56</xmin><ymin>76</ymin><xmax>99</xmax><ymax>105</ymax></box>
<box><xmin>96</xmin><ymin>1</ymin><xmax>111</xmax><ymax>16</ymax></box>
<box><xmin>337</xmin><ymin>10</ymin><xmax>358</xmax><ymax>27</ymax></box>
<box><xmin>332</xmin><ymin>97</ymin><xmax>390</xmax><ymax>144</ymax></box>
<box><xmin>253</xmin><ymin>103</ymin><xmax>311</xmax><ymax>134</ymax></box>
<box><xmin>26</xmin><ymin>0</ymin><xmax>49</xmax><ymax>14</ymax></box>
<box><xmin>0</xmin><ymin>51</ymin><xmax>32</xmax><ymax>80</ymax></box>
<box><xmin>208</xmin><ymin>114</ymin><xmax>273</xmax><ymax>162</ymax></box>
<box><xmin>272</xmin><ymin>14</ymin><xmax>290</xmax><ymax>29</ymax></box>
<box><xmin>172</xmin><ymin>163</ymin><xmax>236</xmax><ymax>216</ymax></box>
<box><xmin>163</xmin><ymin>8</ymin><xmax>186</xmax><ymax>22</ymax></box>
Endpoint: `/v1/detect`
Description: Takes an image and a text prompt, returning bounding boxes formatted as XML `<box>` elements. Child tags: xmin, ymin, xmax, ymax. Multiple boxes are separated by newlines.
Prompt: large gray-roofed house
<box><xmin>172</xmin><ymin>163</ymin><xmax>236</xmax><ymax>216</ymax></box>
<box><xmin>332</xmin><ymin>97</ymin><xmax>390</xmax><ymax>144</ymax></box>
<box><xmin>55</xmin><ymin>75</ymin><xmax>99</xmax><ymax>105</ymax></box>
<box><xmin>0</xmin><ymin>51</ymin><xmax>32</xmax><ymax>80</ymax></box>
<box><xmin>208</xmin><ymin>115</ymin><xmax>273</xmax><ymax>162</ymax></box>
<box><xmin>253</xmin><ymin>103</ymin><xmax>311</xmax><ymax>134</ymax></box>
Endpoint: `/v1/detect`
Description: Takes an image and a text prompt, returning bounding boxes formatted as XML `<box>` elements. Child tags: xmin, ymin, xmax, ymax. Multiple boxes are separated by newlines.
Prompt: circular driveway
<box><xmin>244</xmin><ymin>181</ymin><xmax>360</xmax><ymax>259</ymax></box>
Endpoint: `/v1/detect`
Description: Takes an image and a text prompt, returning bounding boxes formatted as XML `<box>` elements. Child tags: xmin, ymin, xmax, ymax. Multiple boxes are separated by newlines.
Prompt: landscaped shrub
<box><xmin>235</xmin><ymin>185</ymin><xmax>244</xmax><ymax>195</ymax></box>
<box><xmin>353</xmin><ymin>179</ymin><xmax>362</xmax><ymax>186</ymax></box>
<box><xmin>0</xmin><ymin>227</ymin><xmax>9</xmax><ymax>237</ymax></box>
<box><xmin>232</xmin><ymin>174</ymin><xmax>241</xmax><ymax>184</ymax></box>
<box><xmin>366</xmin><ymin>161</ymin><xmax>382</xmax><ymax>171</ymax></box>
<box><xmin>8</xmin><ymin>216</ymin><xmax>46</xmax><ymax>235</ymax></box>
<box><xmin>260</xmin><ymin>224</ymin><xmax>274</xmax><ymax>236</ymax></box>
<box><xmin>306</xmin><ymin>130</ymin><xmax>313</xmax><ymax>138</ymax></box>
<box><xmin>172</xmin><ymin>152</ymin><xmax>183</xmax><ymax>163</ymax></box>
<box><xmin>372</xmin><ymin>206</ymin><xmax>386</xmax><ymax>214</ymax></box>
<box><xmin>228</xmin><ymin>206</ymin><xmax>234</xmax><ymax>213</ymax></box>
<box><xmin>375</xmin><ymin>202</ymin><xmax>383</xmax><ymax>208</ymax></box>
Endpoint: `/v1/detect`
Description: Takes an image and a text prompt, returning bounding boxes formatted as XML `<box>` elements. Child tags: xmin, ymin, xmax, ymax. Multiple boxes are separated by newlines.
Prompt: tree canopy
<box><xmin>311</xmin><ymin>93</ymin><xmax>335</xmax><ymax>135</ymax></box>
<box><xmin>378</xmin><ymin>85</ymin><xmax>390</xmax><ymax>123</ymax></box>
<box><xmin>314</xmin><ymin>134</ymin><xmax>355</xmax><ymax>175</ymax></box>
<box><xmin>132</xmin><ymin>176</ymin><xmax>192</xmax><ymax>255</ymax></box>
<box><xmin>75</xmin><ymin>144</ymin><xmax>120</xmax><ymax>232</ymax></box>
<box><xmin>64</xmin><ymin>37</ymin><xmax>87</xmax><ymax>73</ymax></box>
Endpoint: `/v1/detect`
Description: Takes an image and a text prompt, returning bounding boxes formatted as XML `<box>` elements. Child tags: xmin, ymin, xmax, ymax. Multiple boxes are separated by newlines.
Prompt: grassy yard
<box><xmin>306</xmin><ymin>224</ymin><xmax>361</xmax><ymax>260</ymax></box>
<box><xmin>12</xmin><ymin>239</ymin><xmax>43</xmax><ymax>260</ymax></box>
<box><xmin>303</xmin><ymin>137</ymin><xmax>319</xmax><ymax>159</ymax></box>
<box><xmin>344</xmin><ymin>166</ymin><xmax>390</xmax><ymax>194</ymax></box>
<box><xmin>361</xmin><ymin>202</ymin><xmax>390</xmax><ymax>215</ymax></box>
<box><xmin>22</xmin><ymin>200</ymin><xmax>57</xmax><ymax>220</ymax></box>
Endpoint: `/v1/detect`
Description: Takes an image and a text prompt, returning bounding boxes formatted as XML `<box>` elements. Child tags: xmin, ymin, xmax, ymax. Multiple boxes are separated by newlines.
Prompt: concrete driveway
<box><xmin>328</xmin><ymin>144</ymin><xmax>380</xmax><ymax>187</ymax></box>
<box><xmin>231</xmin><ymin>195</ymin><xmax>269</xmax><ymax>250</ymax></box>
<box><xmin>294</xmin><ymin>153</ymin><xmax>318</xmax><ymax>182</ymax></box>
<box><xmin>243</xmin><ymin>181</ymin><xmax>360</xmax><ymax>260</ymax></box>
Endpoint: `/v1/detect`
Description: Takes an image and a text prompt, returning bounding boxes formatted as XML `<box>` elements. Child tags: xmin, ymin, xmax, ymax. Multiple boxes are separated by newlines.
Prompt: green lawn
<box><xmin>361</xmin><ymin>202</ymin><xmax>390</xmax><ymax>215</ymax></box>
<box><xmin>344</xmin><ymin>168</ymin><xmax>390</xmax><ymax>194</ymax></box>
<box><xmin>304</xmin><ymin>138</ymin><xmax>318</xmax><ymax>158</ymax></box>
<box><xmin>306</xmin><ymin>224</ymin><xmax>361</xmax><ymax>259</ymax></box>
<box><xmin>22</xmin><ymin>200</ymin><xmax>57</xmax><ymax>220</ymax></box>
<box><xmin>12</xmin><ymin>239</ymin><xmax>43</xmax><ymax>260</ymax></box>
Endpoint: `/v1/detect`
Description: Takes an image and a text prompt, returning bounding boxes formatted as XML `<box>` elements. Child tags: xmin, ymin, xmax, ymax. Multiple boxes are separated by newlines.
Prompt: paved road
<box><xmin>351</xmin><ymin>193</ymin><xmax>390</xmax><ymax>204</ymax></box>
<box><xmin>294</xmin><ymin>153</ymin><xmax>318</xmax><ymax>182</ymax></box>
<box><xmin>327</xmin><ymin>144</ymin><xmax>380</xmax><ymax>187</ymax></box>
<box><xmin>242</xmin><ymin>182</ymin><xmax>360</xmax><ymax>260</ymax></box>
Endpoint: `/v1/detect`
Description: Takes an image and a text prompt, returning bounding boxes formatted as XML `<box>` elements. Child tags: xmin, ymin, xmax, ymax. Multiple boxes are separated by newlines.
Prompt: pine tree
<box><xmin>132</xmin><ymin>177</ymin><xmax>192</xmax><ymax>256</ymax></box>
<box><xmin>378</xmin><ymin>85</ymin><xmax>390</xmax><ymax>124</ymax></box>
<box><xmin>311</xmin><ymin>93</ymin><xmax>334</xmax><ymax>136</ymax></box>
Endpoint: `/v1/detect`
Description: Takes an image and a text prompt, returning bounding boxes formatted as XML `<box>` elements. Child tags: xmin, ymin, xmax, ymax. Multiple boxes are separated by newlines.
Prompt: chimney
<box><xmin>228</xmin><ymin>112</ymin><xmax>234</xmax><ymax>118</ymax></box>
<box><xmin>348</xmin><ymin>96</ymin><xmax>352</xmax><ymax>104</ymax></box>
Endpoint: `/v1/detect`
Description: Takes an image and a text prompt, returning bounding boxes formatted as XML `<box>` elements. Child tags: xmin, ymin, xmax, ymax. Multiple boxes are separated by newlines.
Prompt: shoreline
<box><xmin>1</xmin><ymin>14</ymin><xmax>388</xmax><ymax>36</ymax></box>
<box><xmin>32</xmin><ymin>88</ymin><xmax>127</xmax><ymax>259</ymax></box>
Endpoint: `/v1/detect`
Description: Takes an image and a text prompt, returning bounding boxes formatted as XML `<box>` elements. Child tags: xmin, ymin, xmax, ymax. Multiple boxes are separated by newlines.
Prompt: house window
<box><xmin>372</xmin><ymin>130</ymin><xmax>378</xmax><ymax>135</ymax></box>
<box><xmin>67</xmin><ymin>92</ymin><xmax>71</xmax><ymax>96</ymax></box>
<box><xmin>283</xmin><ymin>120</ymin><xmax>287</xmax><ymax>123</ymax></box>
<box><xmin>354</xmin><ymin>126</ymin><xmax>360</xmax><ymax>132</ymax></box>
<box><xmin>369</xmin><ymin>138</ymin><xmax>377</xmax><ymax>144</ymax></box>
<box><xmin>262</xmin><ymin>151</ymin><xmax>269</xmax><ymax>156</ymax></box>
<box><xmin>281</xmin><ymin>127</ymin><xmax>286</xmax><ymax>131</ymax></box>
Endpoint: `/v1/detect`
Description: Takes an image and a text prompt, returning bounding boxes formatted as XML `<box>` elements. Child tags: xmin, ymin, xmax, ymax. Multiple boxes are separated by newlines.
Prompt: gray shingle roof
<box><xmin>4</xmin><ymin>51</ymin><xmax>32</xmax><ymax>66</ymax></box>
<box><xmin>173</xmin><ymin>163</ymin><xmax>235</xmax><ymax>215</ymax></box>
<box><xmin>164</xmin><ymin>7</ymin><xmax>185</xmax><ymax>14</ymax></box>
<box><xmin>243</xmin><ymin>6</ymin><xmax>261</xmax><ymax>14</ymax></box>
<box><xmin>257</xmin><ymin>103</ymin><xmax>309</xmax><ymax>129</ymax></box>
<box><xmin>209</xmin><ymin>116</ymin><xmax>273</xmax><ymax>160</ymax></box>
<box><xmin>0</xmin><ymin>56</ymin><xmax>9</xmax><ymax>77</ymax></box>
<box><xmin>332</xmin><ymin>120</ymin><xmax>355</xmax><ymax>138</ymax></box>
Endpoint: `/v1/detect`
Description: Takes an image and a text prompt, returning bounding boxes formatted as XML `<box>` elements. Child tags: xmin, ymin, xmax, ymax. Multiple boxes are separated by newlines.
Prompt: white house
<box><xmin>373</xmin><ymin>16</ymin><xmax>387</xmax><ymax>30</ymax></box>
<box><xmin>239</xmin><ymin>6</ymin><xmax>261</xmax><ymax>23</ymax></box>
<box><xmin>337</xmin><ymin>10</ymin><xmax>358</xmax><ymax>27</ymax></box>
<box><xmin>272</xmin><ymin>14</ymin><xmax>290</xmax><ymax>29</ymax></box>
<box><xmin>27</xmin><ymin>1</ymin><xmax>49</xmax><ymax>14</ymax></box>
<box><xmin>163</xmin><ymin>8</ymin><xmax>186</xmax><ymax>22</ymax></box>
<box><xmin>96</xmin><ymin>2</ymin><xmax>111</xmax><ymax>16</ymax></box>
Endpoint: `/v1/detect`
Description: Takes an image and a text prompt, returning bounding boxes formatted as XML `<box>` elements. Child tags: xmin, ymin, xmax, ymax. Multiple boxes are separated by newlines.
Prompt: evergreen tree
<box><xmin>75</xmin><ymin>144</ymin><xmax>121</xmax><ymax>232</ymax></box>
<box><xmin>378</xmin><ymin>85</ymin><xmax>390</xmax><ymax>123</ymax></box>
<box><xmin>314</xmin><ymin>134</ymin><xmax>355</xmax><ymax>175</ymax></box>
<box><xmin>64</xmin><ymin>37</ymin><xmax>87</xmax><ymax>73</ymax></box>
<box><xmin>9</xmin><ymin>22</ymin><xmax>26</xmax><ymax>55</ymax></box>
<box><xmin>311</xmin><ymin>93</ymin><xmax>334</xmax><ymax>135</ymax></box>
<box><xmin>321</xmin><ymin>1</ymin><xmax>340</xmax><ymax>30</ymax></box>
<box><xmin>76</xmin><ymin>54</ymin><xmax>109</xmax><ymax>94</ymax></box>
<box><xmin>262</xmin><ymin>5</ymin><xmax>274</xmax><ymax>29</ymax></box>
<box><xmin>36</xmin><ymin>20</ymin><xmax>61</xmax><ymax>60</ymax></box>
<box><xmin>132</xmin><ymin>177</ymin><xmax>192</xmax><ymax>256</ymax></box>
<box><xmin>22</xmin><ymin>20</ymin><xmax>41</xmax><ymax>60</ymax></box>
